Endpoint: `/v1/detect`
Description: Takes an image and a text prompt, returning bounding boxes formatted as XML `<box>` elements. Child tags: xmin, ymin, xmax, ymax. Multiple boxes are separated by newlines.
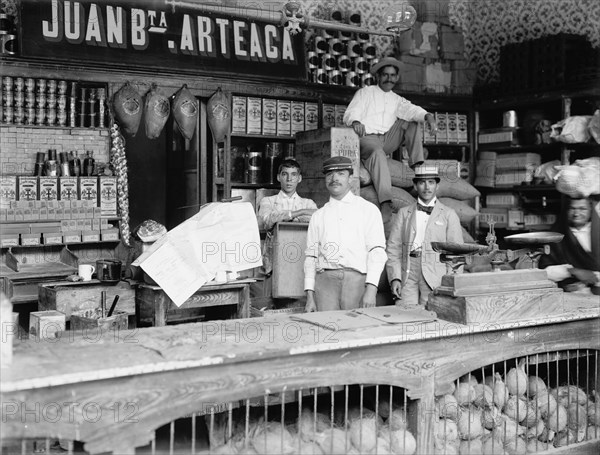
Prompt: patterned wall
<box><xmin>2</xmin><ymin>0</ymin><xmax>599</xmax><ymax>85</ymax></box>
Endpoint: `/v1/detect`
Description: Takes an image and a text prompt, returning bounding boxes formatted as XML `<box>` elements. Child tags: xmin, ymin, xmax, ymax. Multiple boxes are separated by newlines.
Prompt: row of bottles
<box><xmin>34</xmin><ymin>150</ymin><xmax>95</xmax><ymax>177</ymax></box>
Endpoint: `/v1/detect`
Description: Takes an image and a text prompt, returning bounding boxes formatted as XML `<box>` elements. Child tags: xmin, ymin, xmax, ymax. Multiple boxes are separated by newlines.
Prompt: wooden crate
<box><xmin>295</xmin><ymin>127</ymin><xmax>360</xmax><ymax>207</ymax></box>
<box><xmin>272</xmin><ymin>222</ymin><xmax>308</xmax><ymax>298</ymax></box>
<box><xmin>38</xmin><ymin>280</ymin><xmax>135</xmax><ymax>321</ymax></box>
<box><xmin>70</xmin><ymin>310</ymin><xmax>128</xmax><ymax>333</ymax></box>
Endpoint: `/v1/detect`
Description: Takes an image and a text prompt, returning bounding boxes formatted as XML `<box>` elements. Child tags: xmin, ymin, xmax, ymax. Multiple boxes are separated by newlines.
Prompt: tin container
<box><xmin>2</xmin><ymin>76</ymin><xmax>12</xmax><ymax>91</ymax></box>
<box><xmin>36</xmin><ymin>79</ymin><xmax>47</xmax><ymax>93</ymax></box>
<box><xmin>503</xmin><ymin>110</ymin><xmax>518</xmax><ymax>127</ymax></box>
<box><xmin>3</xmin><ymin>105</ymin><xmax>13</xmax><ymax>123</ymax></box>
<box><xmin>57</xmin><ymin>80</ymin><xmax>67</xmax><ymax>95</ymax></box>
<box><xmin>322</xmin><ymin>53</ymin><xmax>337</xmax><ymax>71</ymax></box>
<box><xmin>14</xmin><ymin>77</ymin><xmax>24</xmax><ymax>92</ymax></box>
<box><xmin>362</xmin><ymin>73</ymin><xmax>376</xmax><ymax>87</ymax></box>
<box><xmin>329</xmin><ymin>70</ymin><xmax>343</xmax><ymax>86</ymax></box>
<box><xmin>354</xmin><ymin>57</ymin><xmax>369</xmax><ymax>74</ymax></box>
<box><xmin>47</xmin><ymin>79</ymin><xmax>57</xmax><ymax>93</ymax></box>
<box><xmin>314</xmin><ymin>36</ymin><xmax>328</xmax><ymax>53</ymax></box>
<box><xmin>363</xmin><ymin>43</ymin><xmax>377</xmax><ymax>59</ymax></box>
<box><xmin>315</xmin><ymin>69</ymin><xmax>327</xmax><ymax>84</ymax></box>
<box><xmin>244</xmin><ymin>149</ymin><xmax>262</xmax><ymax>184</ymax></box>
<box><xmin>347</xmin><ymin>40</ymin><xmax>362</xmax><ymax>58</ymax></box>
<box><xmin>346</xmin><ymin>71</ymin><xmax>361</xmax><ymax>87</ymax></box>
<box><xmin>307</xmin><ymin>51</ymin><xmax>320</xmax><ymax>69</ymax></box>
<box><xmin>25</xmin><ymin>78</ymin><xmax>35</xmax><ymax>92</ymax></box>
<box><xmin>13</xmin><ymin>106</ymin><xmax>24</xmax><ymax>124</ymax></box>
<box><xmin>338</xmin><ymin>55</ymin><xmax>352</xmax><ymax>72</ymax></box>
<box><xmin>329</xmin><ymin>38</ymin><xmax>345</xmax><ymax>56</ymax></box>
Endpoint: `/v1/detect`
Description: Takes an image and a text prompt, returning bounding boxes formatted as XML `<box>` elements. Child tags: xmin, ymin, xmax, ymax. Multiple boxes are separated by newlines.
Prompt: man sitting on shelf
<box><xmin>539</xmin><ymin>197</ymin><xmax>599</xmax><ymax>292</ymax></box>
<box><xmin>257</xmin><ymin>158</ymin><xmax>317</xmax><ymax>276</ymax></box>
<box><xmin>343</xmin><ymin>56</ymin><xmax>437</xmax><ymax>225</ymax></box>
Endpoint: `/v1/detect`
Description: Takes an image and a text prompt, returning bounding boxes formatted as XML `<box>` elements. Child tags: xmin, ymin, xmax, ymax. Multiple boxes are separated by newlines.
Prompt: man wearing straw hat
<box><xmin>344</xmin><ymin>56</ymin><xmax>437</xmax><ymax>225</ymax></box>
<box><xmin>304</xmin><ymin>156</ymin><xmax>387</xmax><ymax>312</ymax></box>
<box><xmin>386</xmin><ymin>163</ymin><xmax>462</xmax><ymax>306</ymax></box>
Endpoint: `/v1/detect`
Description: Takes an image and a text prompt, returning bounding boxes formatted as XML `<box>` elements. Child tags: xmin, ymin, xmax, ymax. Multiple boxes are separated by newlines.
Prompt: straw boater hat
<box><xmin>322</xmin><ymin>156</ymin><xmax>354</xmax><ymax>174</ymax></box>
<box><xmin>412</xmin><ymin>163</ymin><xmax>440</xmax><ymax>183</ymax></box>
<box><xmin>370</xmin><ymin>56</ymin><xmax>402</xmax><ymax>75</ymax></box>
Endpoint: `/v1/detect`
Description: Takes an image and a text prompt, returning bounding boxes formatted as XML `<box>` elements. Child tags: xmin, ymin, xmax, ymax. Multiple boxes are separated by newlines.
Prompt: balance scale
<box><xmin>425</xmin><ymin>226</ymin><xmax>566</xmax><ymax>325</ymax></box>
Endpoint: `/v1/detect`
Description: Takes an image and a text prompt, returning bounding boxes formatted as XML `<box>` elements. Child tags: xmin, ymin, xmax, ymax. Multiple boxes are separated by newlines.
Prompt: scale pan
<box><xmin>504</xmin><ymin>232</ymin><xmax>564</xmax><ymax>245</ymax></box>
<box><xmin>431</xmin><ymin>242</ymin><xmax>488</xmax><ymax>254</ymax></box>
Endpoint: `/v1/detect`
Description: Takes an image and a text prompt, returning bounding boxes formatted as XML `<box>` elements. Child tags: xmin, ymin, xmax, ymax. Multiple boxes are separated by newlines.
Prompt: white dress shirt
<box><xmin>571</xmin><ymin>222</ymin><xmax>592</xmax><ymax>253</ymax></box>
<box><xmin>343</xmin><ymin>85</ymin><xmax>428</xmax><ymax>135</ymax></box>
<box><xmin>410</xmin><ymin>197</ymin><xmax>437</xmax><ymax>252</ymax></box>
<box><xmin>304</xmin><ymin>192</ymin><xmax>387</xmax><ymax>290</ymax></box>
<box><xmin>257</xmin><ymin>191</ymin><xmax>317</xmax><ymax>231</ymax></box>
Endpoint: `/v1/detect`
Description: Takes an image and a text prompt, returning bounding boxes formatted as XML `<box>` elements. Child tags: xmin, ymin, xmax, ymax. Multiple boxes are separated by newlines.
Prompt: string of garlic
<box><xmin>110</xmin><ymin>122</ymin><xmax>131</xmax><ymax>246</ymax></box>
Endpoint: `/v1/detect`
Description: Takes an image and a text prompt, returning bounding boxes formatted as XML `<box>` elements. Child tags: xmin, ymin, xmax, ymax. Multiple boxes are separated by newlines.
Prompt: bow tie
<box><xmin>417</xmin><ymin>203</ymin><xmax>433</xmax><ymax>215</ymax></box>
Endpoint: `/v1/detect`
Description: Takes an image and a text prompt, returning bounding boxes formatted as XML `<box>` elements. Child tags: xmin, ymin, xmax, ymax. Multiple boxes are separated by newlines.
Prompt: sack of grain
<box><xmin>389</xmin><ymin>158</ymin><xmax>415</xmax><ymax>188</ymax></box>
<box><xmin>207</xmin><ymin>87</ymin><xmax>230</xmax><ymax>143</ymax></box>
<box><xmin>361</xmin><ymin>185</ymin><xmax>415</xmax><ymax>211</ymax></box>
<box><xmin>439</xmin><ymin>197</ymin><xmax>478</xmax><ymax>224</ymax></box>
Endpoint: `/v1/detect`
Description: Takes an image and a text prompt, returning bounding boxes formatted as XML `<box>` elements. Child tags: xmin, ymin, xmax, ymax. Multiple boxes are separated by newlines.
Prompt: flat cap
<box><xmin>370</xmin><ymin>56</ymin><xmax>401</xmax><ymax>75</ymax></box>
<box><xmin>322</xmin><ymin>156</ymin><xmax>353</xmax><ymax>174</ymax></box>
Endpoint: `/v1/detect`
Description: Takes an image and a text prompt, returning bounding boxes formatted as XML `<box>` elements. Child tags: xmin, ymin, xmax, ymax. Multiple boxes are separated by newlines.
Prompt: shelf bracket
<box><xmin>5</xmin><ymin>248</ymin><xmax>19</xmax><ymax>272</ymax></box>
<box><xmin>60</xmin><ymin>246</ymin><xmax>79</xmax><ymax>269</ymax></box>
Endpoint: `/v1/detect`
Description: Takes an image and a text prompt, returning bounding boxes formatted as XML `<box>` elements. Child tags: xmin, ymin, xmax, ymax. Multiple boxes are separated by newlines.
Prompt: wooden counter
<box><xmin>1</xmin><ymin>293</ymin><xmax>599</xmax><ymax>454</ymax></box>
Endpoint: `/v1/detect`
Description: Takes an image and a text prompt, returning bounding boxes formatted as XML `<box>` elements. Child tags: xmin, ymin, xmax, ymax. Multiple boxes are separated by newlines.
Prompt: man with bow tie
<box><xmin>386</xmin><ymin>164</ymin><xmax>463</xmax><ymax>306</ymax></box>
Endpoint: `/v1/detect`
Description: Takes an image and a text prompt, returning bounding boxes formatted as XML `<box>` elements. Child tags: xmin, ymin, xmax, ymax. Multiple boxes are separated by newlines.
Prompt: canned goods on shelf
<box><xmin>346</xmin><ymin>71</ymin><xmax>360</xmax><ymax>87</ymax></box>
<box><xmin>322</xmin><ymin>53</ymin><xmax>337</xmax><ymax>71</ymax></box>
<box><xmin>338</xmin><ymin>55</ymin><xmax>352</xmax><ymax>72</ymax></box>
<box><xmin>329</xmin><ymin>70</ymin><xmax>343</xmax><ymax>86</ymax></box>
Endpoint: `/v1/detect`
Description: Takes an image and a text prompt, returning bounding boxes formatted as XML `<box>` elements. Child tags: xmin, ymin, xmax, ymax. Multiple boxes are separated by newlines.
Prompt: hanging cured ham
<box><xmin>144</xmin><ymin>84</ymin><xmax>170</xmax><ymax>140</ymax></box>
<box><xmin>207</xmin><ymin>87</ymin><xmax>231</xmax><ymax>143</ymax></box>
<box><xmin>112</xmin><ymin>82</ymin><xmax>143</xmax><ymax>137</ymax></box>
<box><xmin>172</xmin><ymin>84</ymin><xmax>199</xmax><ymax>140</ymax></box>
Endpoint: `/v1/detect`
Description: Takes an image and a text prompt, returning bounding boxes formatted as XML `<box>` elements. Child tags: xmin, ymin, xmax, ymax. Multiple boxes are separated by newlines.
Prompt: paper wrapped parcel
<box><xmin>132</xmin><ymin>202</ymin><xmax>262</xmax><ymax>307</ymax></box>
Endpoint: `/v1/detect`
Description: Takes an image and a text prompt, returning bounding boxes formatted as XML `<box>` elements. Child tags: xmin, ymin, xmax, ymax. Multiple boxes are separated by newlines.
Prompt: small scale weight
<box><xmin>439</xmin><ymin>253</ymin><xmax>471</xmax><ymax>274</ymax></box>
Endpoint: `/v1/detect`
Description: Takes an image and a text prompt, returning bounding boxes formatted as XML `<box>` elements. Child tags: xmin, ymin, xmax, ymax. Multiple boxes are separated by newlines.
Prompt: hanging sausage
<box><xmin>144</xmin><ymin>84</ymin><xmax>170</xmax><ymax>140</ymax></box>
<box><xmin>172</xmin><ymin>84</ymin><xmax>199</xmax><ymax>140</ymax></box>
<box><xmin>112</xmin><ymin>82</ymin><xmax>143</xmax><ymax>136</ymax></box>
<box><xmin>207</xmin><ymin>87</ymin><xmax>231</xmax><ymax>143</ymax></box>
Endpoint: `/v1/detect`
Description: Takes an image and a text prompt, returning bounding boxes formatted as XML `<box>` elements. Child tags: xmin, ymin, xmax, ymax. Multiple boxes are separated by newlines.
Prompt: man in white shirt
<box><xmin>386</xmin><ymin>164</ymin><xmax>463</xmax><ymax>306</ymax></box>
<box><xmin>343</xmin><ymin>57</ymin><xmax>437</xmax><ymax>224</ymax></box>
<box><xmin>304</xmin><ymin>156</ymin><xmax>387</xmax><ymax>312</ymax></box>
<box><xmin>540</xmin><ymin>197</ymin><xmax>599</xmax><ymax>291</ymax></box>
<box><xmin>258</xmin><ymin>159</ymin><xmax>317</xmax><ymax>275</ymax></box>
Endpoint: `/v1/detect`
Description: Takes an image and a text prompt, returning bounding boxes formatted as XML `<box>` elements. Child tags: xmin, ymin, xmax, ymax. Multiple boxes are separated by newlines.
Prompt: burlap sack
<box><xmin>361</xmin><ymin>185</ymin><xmax>415</xmax><ymax>211</ymax></box>
<box><xmin>207</xmin><ymin>88</ymin><xmax>230</xmax><ymax>143</ymax></box>
<box><xmin>439</xmin><ymin>197</ymin><xmax>478</xmax><ymax>224</ymax></box>
<box><xmin>172</xmin><ymin>84</ymin><xmax>199</xmax><ymax>140</ymax></box>
<box><xmin>113</xmin><ymin>82</ymin><xmax>143</xmax><ymax>136</ymax></box>
<box><xmin>410</xmin><ymin>177</ymin><xmax>480</xmax><ymax>200</ymax></box>
<box><xmin>144</xmin><ymin>84</ymin><xmax>170</xmax><ymax>140</ymax></box>
<box><xmin>389</xmin><ymin>158</ymin><xmax>415</xmax><ymax>188</ymax></box>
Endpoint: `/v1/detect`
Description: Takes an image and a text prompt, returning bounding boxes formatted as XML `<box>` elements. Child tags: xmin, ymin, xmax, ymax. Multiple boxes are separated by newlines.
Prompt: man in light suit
<box><xmin>386</xmin><ymin>164</ymin><xmax>463</xmax><ymax>306</ymax></box>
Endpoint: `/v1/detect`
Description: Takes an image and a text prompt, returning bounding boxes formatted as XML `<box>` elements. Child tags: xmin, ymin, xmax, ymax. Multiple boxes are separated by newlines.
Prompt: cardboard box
<box><xmin>6</xmin><ymin>208</ymin><xmax>15</xmax><ymax>221</ymax></box>
<box><xmin>334</xmin><ymin>105</ymin><xmax>347</xmax><ymax>127</ymax></box>
<box><xmin>79</xmin><ymin>177</ymin><xmax>98</xmax><ymax>206</ymax></box>
<box><xmin>29</xmin><ymin>310</ymin><xmax>66</xmax><ymax>341</ymax></box>
<box><xmin>425</xmin><ymin>159</ymin><xmax>460</xmax><ymax>180</ymax></box>
<box><xmin>38</xmin><ymin>207</ymin><xmax>48</xmax><ymax>220</ymax></box>
<box><xmin>295</xmin><ymin>127</ymin><xmax>360</xmax><ymax>206</ymax></box>
<box><xmin>18</xmin><ymin>176</ymin><xmax>38</xmax><ymax>201</ymax></box>
<box><xmin>39</xmin><ymin>177</ymin><xmax>58</xmax><ymax>202</ymax></box>
<box><xmin>457</xmin><ymin>114</ymin><xmax>468</xmax><ymax>143</ymax></box>
<box><xmin>246</xmin><ymin>97</ymin><xmax>262</xmax><ymax>134</ymax></box>
<box><xmin>291</xmin><ymin>101</ymin><xmax>305</xmax><ymax>135</ymax></box>
<box><xmin>99</xmin><ymin>176</ymin><xmax>117</xmax><ymax>217</ymax></box>
<box><xmin>305</xmin><ymin>102</ymin><xmax>319</xmax><ymax>131</ymax></box>
<box><xmin>59</xmin><ymin>177</ymin><xmax>79</xmax><ymax>201</ymax></box>
<box><xmin>261</xmin><ymin>98</ymin><xmax>277</xmax><ymax>135</ymax></box>
<box><xmin>0</xmin><ymin>234</ymin><xmax>19</xmax><ymax>248</ymax></box>
<box><xmin>0</xmin><ymin>209</ymin><xmax>5</xmax><ymax>222</ymax></box>
<box><xmin>82</xmin><ymin>230</ymin><xmax>100</xmax><ymax>242</ymax></box>
<box><xmin>474</xmin><ymin>159</ymin><xmax>496</xmax><ymax>188</ymax></box>
<box><xmin>42</xmin><ymin>232</ymin><xmax>63</xmax><ymax>245</ymax></box>
<box><xmin>423</xmin><ymin>119</ymin><xmax>436</xmax><ymax>144</ymax></box>
<box><xmin>21</xmin><ymin>233</ymin><xmax>41</xmax><ymax>246</ymax></box>
<box><xmin>63</xmin><ymin>231</ymin><xmax>82</xmax><ymax>243</ymax></box>
<box><xmin>0</xmin><ymin>176</ymin><xmax>17</xmax><ymax>209</ymax></box>
<box><xmin>231</xmin><ymin>96</ymin><xmax>247</xmax><ymax>134</ymax></box>
<box><xmin>276</xmin><ymin>99</ymin><xmax>291</xmax><ymax>136</ymax></box>
<box><xmin>508</xmin><ymin>209</ymin><xmax>525</xmax><ymax>229</ymax></box>
<box><xmin>495</xmin><ymin>153</ymin><xmax>541</xmax><ymax>171</ymax></box>
<box><xmin>479</xmin><ymin>208</ymin><xmax>508</xmax><ymax>229</ymax></box>
<box><xmin>322</xmin><ymin>104</ymin><xmax>336</xmax><ymax>129</ymax></box>
<box><xmin>101</xmin><ymin>228</ymin><xmax>120</xmax><ymax>241</ymax></box>
<box><xmin>486</xmin><ymin>193</ymin><xmax>519</xmax><ymax>207</ymax></box>
<box><xmin>446</xmin><ymin>113</ymin><xmax>459</xmax><ymax>143</ymax></box>
<box><xmin>435</xmin><ymin>112</ymin><xmax>448</xmax><ymax>143</ymax></box>
<box><xmin>22</xmin><ymin>208</ymin><xmax>34</xmax><ymax>221</ymax></box>
<box><xmin>495</xmin><ymin>169</ymin><xmax>534</xmax><ymax>187</ymax></box>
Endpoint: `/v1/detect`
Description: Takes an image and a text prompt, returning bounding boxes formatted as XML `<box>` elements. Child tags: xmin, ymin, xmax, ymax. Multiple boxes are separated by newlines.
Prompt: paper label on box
<box><xmin>43</xmin><ymin>233</ymin><xmax>63</xmax><ymax>245</ymax></box>
<box><xmin>246</xmin><ymin>97</ymin><xmax>262</xmax><ymax>134</ymax></box>
<box><xmin>276</xmin><ymin>99</ymin><xmax>291</xmax><ymax>136</ymax></box>
<box><xmin>64</xmin><ymin>233</ymin><xmax>81</xmax><ymax>243</ymax></box>
<box><xmin>231</xmin><ymin>96</ymin><xmax>247</xmax><ymax>134</ymax></box>
<box><xmin>458</xmin><ymin>114</ymin><xmax>468</xmax><ymax>143</ymax></box>
<box><xmin>18</xmin><ymin>176</ymin><xmax>38</xmax><ymax>201</ymax></box>
<box><xmin>59</xmin><ymin>177</ymin><xmax>78</xmax><ymax>201</ymax></box>
<box><xmin>322</xmin><ymin>104</ymin><xmax>336</xmax><ymax>129</ymax></box>
<box><xmin>334</xmin><ymin>105</ymin><xmax>346</xmax><ymax>127</ymax></box>
<box><xmin>262</xmin><ymin>98</ymin><xmax>277</xmax><ymax>135</ymax></box>
<box><xmin>21</xmin><ymin>235</ymin><xmax>41</xmax><ymax>246</ymax></box>
<box><xmin>0</xmin><ymin>176</ymin><xmax>17</xmax><ymax>209</ymax></box>
<box><xmin>435</xmin><ymin>112</ymin><xmax>448</xmax><ymax>143</ymax></box>
<box><xmin>304</xmin><ymin>102</ymin><xmax>319</xmax><ymax>131</ymax></box>
<box><xmin>99</xmin><ymin>177</ymin><xmax>117</xmax><ymax>216</ymax></box>
<box><xmin>79</xmin><ymin>177</ymin><xmax>98</xmax><ymax>205</ymax></box>
<box><xmin>291</xmin><ymin>101</ymin><xmax>305</xmax><ymax>134</ymax></box>
<box><xmin>39</xmin><ymin>177</ymin><xmax>58</xmax><ymax>201</ymax></box>
<box><xmin>446</xmin><ymin>113</ymin><xmax>459</xmax><ymax>143</ymax></box>
<box><xmin>1</xmin><ymin>236</ymin><xmax>19</xmax><ymax>247</ymax></box>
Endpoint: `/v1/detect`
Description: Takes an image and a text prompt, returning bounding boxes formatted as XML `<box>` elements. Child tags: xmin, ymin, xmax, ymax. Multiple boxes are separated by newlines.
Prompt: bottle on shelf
<box><xmin>83</xmin><ymin>151</ymin><xmax>95</xmax><ymax>176</ymax></box>
<box><xmin>69</xmin><ymin>150</ymin><xmax>81</xmax><ymax>176</ymax></box>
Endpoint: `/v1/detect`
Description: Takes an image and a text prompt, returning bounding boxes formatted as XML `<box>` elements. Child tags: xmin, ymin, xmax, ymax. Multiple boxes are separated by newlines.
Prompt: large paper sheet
<box><xmin>133</xmin><ymin>202</ymin><xmax>262</xmax><ymax>306</ymax></box>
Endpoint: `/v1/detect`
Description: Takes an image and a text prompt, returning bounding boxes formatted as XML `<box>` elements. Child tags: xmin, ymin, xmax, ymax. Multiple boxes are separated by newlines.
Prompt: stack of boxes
<box><xmin>423</xmin><ymin>111</ymin><xmax>468</xmax><ymax>144</ymax></box>
<box><xmin>0</xmin><ymin>175</ymin><xmax>118</xmax><ymax>247</ymax></box>
<box><xmin>231</xmin><ymin>96</ymin><xmax>347</xmax><ymax>136</ymax></box>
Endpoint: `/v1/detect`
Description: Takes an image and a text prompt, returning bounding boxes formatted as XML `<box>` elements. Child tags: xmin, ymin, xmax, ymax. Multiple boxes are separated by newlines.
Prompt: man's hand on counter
<box><xmin>361</xmin><ymin>283</ymin><xmax>377</xmax><ymax>308</ymax></box>
<box><xmin>305</xmin><ymin>291</ymin><xmax>317</xmax><ymax>312</ymax></box>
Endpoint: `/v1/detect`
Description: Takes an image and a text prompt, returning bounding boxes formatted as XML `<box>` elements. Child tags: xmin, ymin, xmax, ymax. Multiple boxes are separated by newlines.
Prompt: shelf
<box><xmin>2</xmin><ymin>217</ymin><xmax>119</xmax><ymax>225</ymax></box>
<box><xmin>0</xmin><ymin>123</ymin><xmax>109</xmax><ymax>131</ymax></box>
<box><xmin>478</xmin><ymin>142</ymin><xmax>562</xmax><ymax>154</ymax></box>
<box><xmin>424</xmin><ymin>142</ymin><xmax>470</xmax><ymax>147</ymax></box>
<box><xmin>231</xmin><ymin>183</ymin><xmax>280</xmax><ymax>189</ymax></box>
<box><xmin>231</xmin><ymin>133</ymin><xmax>296</xmax><ymax>140</ymax></box>
<box><xmin>1</xmin><ymin>240</ymin><xmax>120</xmax><ymax>250</ymax></box>
<box><xmin>477</xmin><ymin>184</ymin><xmax>559</xmax><ymax>194</ymax></box>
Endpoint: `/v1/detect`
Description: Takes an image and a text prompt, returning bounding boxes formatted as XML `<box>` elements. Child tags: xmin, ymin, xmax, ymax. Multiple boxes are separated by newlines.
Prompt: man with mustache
<box><xmin>304</xmin><ymin>156</ymin><xmax>387</xmax><ymax>312</ymax></box>
<box><xmin>344</xmin><ymin>57</ymin><xmax>437</xmax><ymax>226</ymax></box>
<box><xmin>386</xmin><ymin>164</ymin><xmax>463</xmax><ymax>306</ymax></box>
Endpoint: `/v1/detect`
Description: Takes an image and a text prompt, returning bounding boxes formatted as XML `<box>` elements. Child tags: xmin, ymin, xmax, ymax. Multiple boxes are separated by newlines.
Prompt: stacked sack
<box><xmin>360</xmin><ymin>158</ymin><xmax>480</xmax><ymax>240</ymax></box>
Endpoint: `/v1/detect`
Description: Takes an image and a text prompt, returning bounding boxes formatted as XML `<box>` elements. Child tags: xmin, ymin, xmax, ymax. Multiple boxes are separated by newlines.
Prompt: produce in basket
<box><xmin>134</xmin><ymin>219</ymin><xmax>167</xmax><ymax>243</ymax></box>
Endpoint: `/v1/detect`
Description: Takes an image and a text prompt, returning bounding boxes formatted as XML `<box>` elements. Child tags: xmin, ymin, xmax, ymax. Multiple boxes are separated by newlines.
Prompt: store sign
<box><xmin>19</xmin><ymin>0</ymin><xmax>305</xmax><ymax>78</ymax></box>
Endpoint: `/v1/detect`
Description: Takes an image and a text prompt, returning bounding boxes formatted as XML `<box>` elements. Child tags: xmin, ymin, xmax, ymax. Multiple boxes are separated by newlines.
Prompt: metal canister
<box><xmin>265</xmin><ymin>142</ymin><xmax>282</xmax><ymax>184</ymax></box>
<box><xmin>329</xmin><ymin>38</ymin><xmax>345</xmax><ymax>56</ymax></box>
<box><xmin>36</xmin><ymin>78</ymin><xmax>46</xmax><ymax>93</ymax></box>
<box><xmin>25</xmin><ymin>78</ymin><xmax>35</xmax><ymax>92</ymax></box>
<box><xmin>354</xmin><ymin>57</ymin><xmax>369</xmax><ymax>74</ymax></box>
<box><xmin>361</xmin><ymin>73</ymin><xmax>376</xmax><ymax>87</ymax></box>
<box><xmin>338</xmin><ymin>55</ymin><xmax>352</xmax><ymax>72</ymax></box>
<box><xmin>244</xmin><ymin>148</ymin><xmax>262</xmax><ymax>184</ymax></box>
<box><xmin>322</xmin><ymin>53</ymin><xmax>337</xmax><ymax>71</ymax></box>
<box><xmin>314</xmin><ymin>36</ymin><xmax>328</xmax><ymax>53</ymax></box>
<box><xmin>503</xmin><ymin>110</ymin><xmax>518</xmax><ymax>128</ymax></box>
<box><xmin>14</xmin><ymin>77</ymin><xmax>24</xmax><ymax>92</ymax></box>
<box><xmin>346</xmin><ymin>71</ymin><xmax>361</xmax><ymax>87</ymax></box>
<box><xmin>13</xmin><ymin>106</ymin><xmax>24</xmax><ymax>124</ymax></box>
<box><xmin>347</xmin><ymin>40</ymin><xmax>362</xmax><ymax>58</ymax></box>
<box><xmin>329</xmin><ymin>70</ymin><xmax>343</xmax><ymax>86</ymax></box>
<box><xmin>307</xmin><ymin>51</ymin><xmax>320</xmax><ymax>69</ymax></box>
<box><xmin>363</xmin><ymin>43</ymin><xmax>377</xmax><ymax>59</ymax></box>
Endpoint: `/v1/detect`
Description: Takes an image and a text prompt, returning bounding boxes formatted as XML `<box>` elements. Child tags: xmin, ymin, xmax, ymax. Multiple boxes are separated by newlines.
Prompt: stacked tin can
<box><xmin>307</xmin><ymin>12</ymin><xmax>378</xmax><ymax>88</ymax></box>
<box><xmin>2</xmin><ymin>76</ymin><xmax>14</xmax><ymax>124</ymax></box>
